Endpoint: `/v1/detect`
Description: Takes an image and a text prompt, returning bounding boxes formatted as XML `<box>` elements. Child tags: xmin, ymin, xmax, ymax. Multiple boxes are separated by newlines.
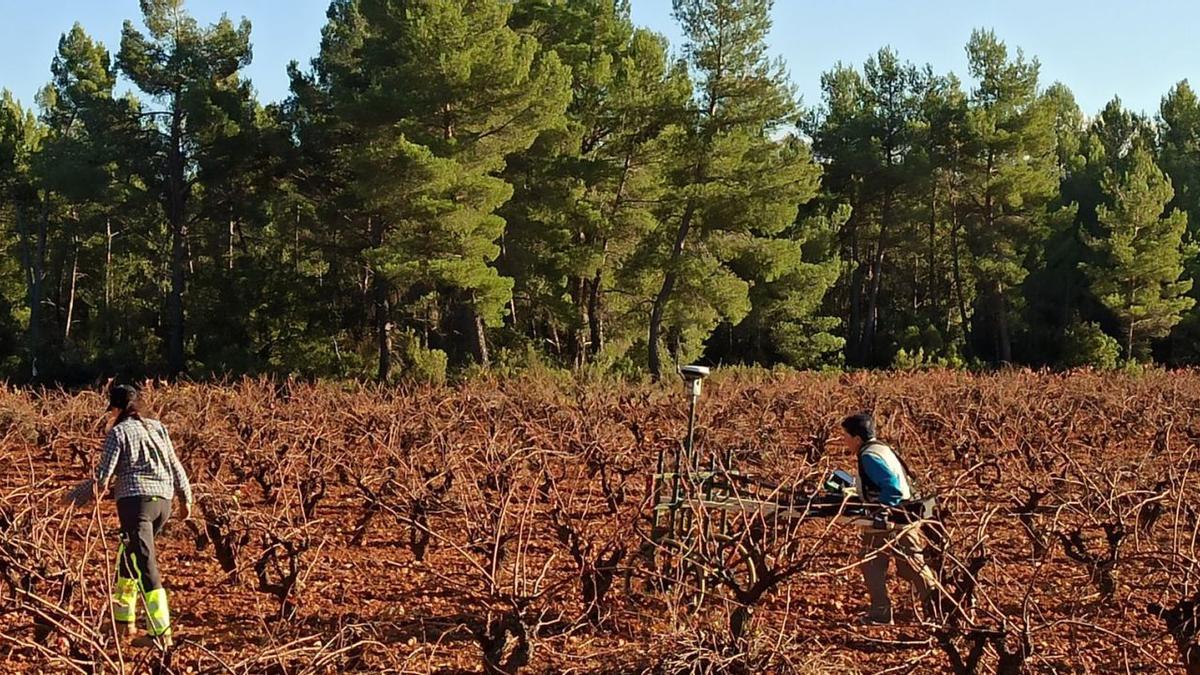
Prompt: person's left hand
<box><xmin>62</xmin><ymin>479</ymin><xmax>96</xmax><ymax>508</ymax></box>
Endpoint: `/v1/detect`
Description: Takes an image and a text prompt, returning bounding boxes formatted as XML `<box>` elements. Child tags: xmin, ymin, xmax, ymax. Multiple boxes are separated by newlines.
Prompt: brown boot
<box><xmin>858</xmin><ymin>608</ymin><xmax>894</xmax><ymax>625</ymax></box>
<box><xmin>131</xmin><ymin>633</ymin><xmax>173</xmax><ymax>649</ymax></box>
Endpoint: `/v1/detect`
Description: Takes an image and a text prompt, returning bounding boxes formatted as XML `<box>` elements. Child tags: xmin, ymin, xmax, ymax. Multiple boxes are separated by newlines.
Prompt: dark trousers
<box><xmin>116</xmin><ymin>496</ymin><xmax>172</xmax><ymax>592</ymax></box>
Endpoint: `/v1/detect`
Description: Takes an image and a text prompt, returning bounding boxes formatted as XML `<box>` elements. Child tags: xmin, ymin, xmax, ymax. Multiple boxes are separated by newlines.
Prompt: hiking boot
<box><xmin>116</xmin><ymin>622</ymin><xmax>137</xmax><ymax>638</ymax></box>
<box><xmin>858</xmin><ymin>609</ymin><xmax>893</xmax><ymax>625</ymax></box>
<box><xmin>132</xmin><ymin>633</ymin><xmax>173</xmax><ymax>649</ymax></box>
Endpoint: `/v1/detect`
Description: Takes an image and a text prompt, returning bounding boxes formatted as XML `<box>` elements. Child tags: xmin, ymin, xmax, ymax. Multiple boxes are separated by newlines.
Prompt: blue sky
<box><xmin>1</xmin><ymin>0</ymin><xmax>1196</xmax><ymax>117</ymax></box>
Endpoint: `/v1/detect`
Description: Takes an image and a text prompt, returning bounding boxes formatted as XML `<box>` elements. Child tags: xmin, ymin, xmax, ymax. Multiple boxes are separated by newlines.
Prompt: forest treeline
<box><xmin>1</xmin><ymin>0</ymin><xmax>1197</xmax><ymax>384</ymax></box>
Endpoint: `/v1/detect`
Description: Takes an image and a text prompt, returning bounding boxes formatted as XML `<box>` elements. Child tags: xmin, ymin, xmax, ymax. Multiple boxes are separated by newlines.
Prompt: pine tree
<box><xmin>1157</xmin><ymin>80</ymin><xmax>1200</xmax><ymax>362</ymax></box>
<box><xmin>810</xmin><ymin>49</ymin><xmax>923</xmax><ymax>366</ymax></box>
<box><xmin>179</xmin><ymin>81</ymin><xmax>292</xmax><ymax>376</ymax></box>
<box><xmin>643</xmin><ymin>0</ymin><xmax>821</xmax><ymax>378</ymax></box>
<box><xmin>1023</xmin><ymin>82</ymin><xmax>1086</xmax><ymax>365</ymax></box>
<box><xmin>1082</xmin><ymin>146</ymin><xmax>1195</xmax><ymax>359</ymax></box>
<box><xmin>298</xmin><ymin>0</ymin><xmax>571</xmax><ymax>379</ymax></box>
<box><xmin>0</xmin><ymin>92</ymin><xmax>44</xmax><ymax>378</ymax></box>
<box><xmin>28</xmin><ymin>24</ymin><xmax>133</xmax><ymax>379</ymax></box>
<box><xmin>283</xmin><ymin>0</ymin><xmax>375</xmax><ymax>378</ymax></box>
<box><xmin>10</xmin><ymin>4</ymin><xmax>1200</xmax><ymax>376</ymax></box>
<box><xmin>503</xmin><ymin>0</ymin><xmax>689</xmax><ymax>367</ymax></box>
<box><xmin>117</xmin><ymin>0</ymin><xmax>255</xmax><ymax>377</ymax></box>
<box><xmin>713</xmin><ymin>200</ymin><xmax>846</xmax><ymax>368</ymax></box>
<box><xmin>1159</xmin><ymin>81</ymin><xmax>1200</xmax><ymax>239</ymax></box>
<box><xmin>1042</xmin><ymin>97</ymin><xmax>1159</xmax><ymax>365</ymax></box>
<box><xmin>913</xmin><ymin>68</ymin><xmax>971</xmax><ymax>356</ymax></box>
<box><xmin>960</xmin><ymin>29</ymin><xmax>1059</xmax><ymax>363</ymax></box>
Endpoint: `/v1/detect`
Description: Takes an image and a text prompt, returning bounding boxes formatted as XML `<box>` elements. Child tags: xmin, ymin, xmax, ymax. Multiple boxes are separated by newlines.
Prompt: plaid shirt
<box><xmin>96</xmin><ymin>417</ymin><xmax>193</xmax><ymax>504</ymax></box>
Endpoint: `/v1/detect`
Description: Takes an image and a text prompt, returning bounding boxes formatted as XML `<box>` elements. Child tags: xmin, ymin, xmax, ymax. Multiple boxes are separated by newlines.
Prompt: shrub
<box><xmin>1062</xmin><ymin>321</ymin><xmax>1121</xmax><ymax>370</ymax></box>
<box><xmin>398</xmin><ymin>331</ymin><xmax>448</xmax><ymax>386</ymax></box>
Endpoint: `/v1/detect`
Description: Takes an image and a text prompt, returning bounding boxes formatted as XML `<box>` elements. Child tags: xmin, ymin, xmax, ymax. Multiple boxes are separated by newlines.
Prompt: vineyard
<box><xmin>1</xmin><ymin>370</ymin><xmax>1198</xmax><ymax>674</ymax></box>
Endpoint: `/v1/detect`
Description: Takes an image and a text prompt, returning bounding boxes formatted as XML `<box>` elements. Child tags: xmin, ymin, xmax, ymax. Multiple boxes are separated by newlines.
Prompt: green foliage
<box><xmin>397</xmin><ymin>331</ymin><xmax>449</xmax><ymax>387</ymax></box>
<box><xmin>5</xmin><ymin>6</ymin><xmax>1200</xmax><ymax>381</ymax></box>
<box><xmin>1061</xmin><ymin>320</ymin><xmax>1121</xmax><ymax>369</ymax></box>
<box><xmin>639</xmin><ymin>0</ymin><xmax>823</xmax><ymax>377</ymax></box>
<box><xmin>891</xmin><ymin>347</ymin><xmax>927</xmax><ymax>371</ymax></box>
<box><xmin>296</xmin><ymin>0</ymin><xmax>571</xmax><ymax>379</ymax></box>
<box><xmin>1081</xmin><ymin>146</ymin><xmax>1195</xmax><ymax>359</ymax></box>
<box><xmin>892</xmin><ymin>342</ymin><xmax>966</xmax><ymax>371</ymax></box>
<box><xmin>502</xmin><ymin>1</ymin><xmax>689</xmax><ymax>367</ymax></box>
<box><xmin>0</xmin><ymin>93</ymin><xmax>40</xmax><ymax>370</ymax></box>
<box><xmin>715</xmin><ymin>204</ymin><xmax>846</xmax><ymax>369</ymax></box>
<box><xmin>1158</xmin><ymin>80</ymin><xmax>1200</xmax><ymax>362</ymax></box>
<box><xmin>117</xmin><ymin>0</ymin><xmax>258</xmax><ymax>376</ymax></box>
<box><xmin>959</xmin><ymin>30</ymin><xmax>1061</xmax><ymax>364</ymax></box>
<box><xmin>807</xmin><ymin>48</ymin><xmax>927</xmax><ymax>366</ymax></box>
<box><xmin>1159</xmin><ymin>81</ymin><xmax>1200</xmax><ymax>229</ymax></box>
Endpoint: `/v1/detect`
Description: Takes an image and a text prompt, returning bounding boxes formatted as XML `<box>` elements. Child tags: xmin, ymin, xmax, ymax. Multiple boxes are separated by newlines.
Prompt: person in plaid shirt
<box><xmin>94</xmin><ymin>384</ymin><xmax>192</xmax><ymax>648</ymax></box>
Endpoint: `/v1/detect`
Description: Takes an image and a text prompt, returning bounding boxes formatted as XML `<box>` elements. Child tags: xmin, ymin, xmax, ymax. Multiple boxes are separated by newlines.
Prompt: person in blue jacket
<box><xmin>840</xmin><ymin>411</ymin><xmax>936</xmax><ymax>625</ymax></box>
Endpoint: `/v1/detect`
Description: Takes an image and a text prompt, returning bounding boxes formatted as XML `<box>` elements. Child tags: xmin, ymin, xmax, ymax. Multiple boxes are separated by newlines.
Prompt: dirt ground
<box><xmin>0</xmin><ymin>370</ymin><xmax>1195</xmax><ymax>673</ymax></box>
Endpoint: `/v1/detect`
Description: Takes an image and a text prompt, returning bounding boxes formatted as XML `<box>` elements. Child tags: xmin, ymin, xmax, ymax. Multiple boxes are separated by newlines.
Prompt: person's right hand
<box><xmin>181</xmin><ymin>500</ymin><xmax>193</xmax><ymax>521</ymax></box>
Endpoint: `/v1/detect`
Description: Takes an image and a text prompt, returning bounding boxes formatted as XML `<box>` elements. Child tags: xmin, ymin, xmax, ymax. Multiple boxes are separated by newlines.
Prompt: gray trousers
<box><xmin>116</xmin><ymin>496</ymin><xmax>172</xmax><ymax>592</ymax></box>
<box><xmin>859</xmin><ymin>525</ymin><xmax>935</xmax><ymax>615</ymax></box>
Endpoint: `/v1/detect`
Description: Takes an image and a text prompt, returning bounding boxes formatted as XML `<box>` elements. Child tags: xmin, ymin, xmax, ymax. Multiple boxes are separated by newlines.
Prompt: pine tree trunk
<box><xmin>861</xmin><ymin>154</ymin><xmax>896</xmax><ymax>366</ymax></box>
<box><xmin>667</xmin><ymin>325</ymin><xmax>683</xmax><ymax>365</ymax></box>
<box><xmin>470</xmin><ymin>304</ymin><xmax>489</xmax><ymax>366</ymax></box>
<box><xmin>547</xmin><ymin>318</ymin><xmax>560</xmax><ymax>357</ymax></box>
<box><xmin>105</xmin><ymin>218</ymin><xmax>113</xmax><ymax>342</ymax></box>
<box><xmin>848</xmin><ymin>261</ymin><xmax>864</xmax><ymax>364</ymax></box>
<box><xmin>846</xmin><ymin>210</ymin><xmax>863</xmax><ymax>365</ymax></box>
<box><xmin>648</xmin><ymin>278</ymin><xmax>673</xmax><ymax>379</ymax></box>
<box><xmin>375</xmin><ymin>282</ymin><xmax>391</xmax><ymax>383</ymax></box>
<box><xmin>294</xmin><ymin>207</ymin><xmax>301</xmax><ymax>274</ymax></box>
<box><xmin>983</xmin><ymin>151</ymin><xmax>1004</xmax><ymax>364</ymax></box>
<box><xmin>166</xmin><ymin>103</ymin><xmax>188</xmax><ymax>378</ymax></box>
<box><xmin>64</xmin><ymin>239</ymin><xmax>79</xmax><ymax>340</ymax></box>
<box><xmin>588</xmin><ymin>265</ymin><xmax>604</xmax><ymax>358</ymax></box>
<box><xmin>105</xmin><ymin>219</ymin><xmax>112</xmax><ymax>311</ymax></box>
<box><xmin>569</xmin><ymin>275</ymin><xmax>587</xmax><ymax>368</ymax></box>
<box><xmin>862</xmin><ymin>244</ymin><xmax>885</xmax><ymax>365</ymax></box>
<box><xmin>995</xmin><ymin>286</ymin><xmax>1012</xmax><ymax>364</ymax></box>
<box><xmin>928</xmin><ymin>180</ymin><xmax>939</xmax><ymax>323</ymax></box>
<box><xmin>950</xmin><ymin>211</ymin><xmax>971</xmax><ymax>353</ymax></box>
<box><xmin>649</xmin><ymin>203</ymin><xmax>695</xmax><ymax>379</ymax></box>
<box><xmin>592</xmin><ymin>150</ymin><xmax>630</xmax><ymax>362</ymax></box>
<box><xmin>370</xmin><ymin>217</ymin><xmax>392</xmax><ymax>383</ymax></box>
<box><xmin>753</xmin><ymin>317</ymin><xmax>766</xmax><ymax>363</ymax></box>
<box><xmin>31</xmin><ymin>202</ymin><xmax>49</xmax><ymax>378</ymax></box>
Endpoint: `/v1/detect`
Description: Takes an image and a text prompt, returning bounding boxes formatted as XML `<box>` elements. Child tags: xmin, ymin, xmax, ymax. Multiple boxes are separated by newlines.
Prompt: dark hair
<box><xmin>108</xmin><ymin>384</ymin><xmax>143</xmax><ymax>424</ymax></box>
<box><xmin>841</xmin><ymin>412</ymin><xmax>876</xmax><ymax>443</ymax></box>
